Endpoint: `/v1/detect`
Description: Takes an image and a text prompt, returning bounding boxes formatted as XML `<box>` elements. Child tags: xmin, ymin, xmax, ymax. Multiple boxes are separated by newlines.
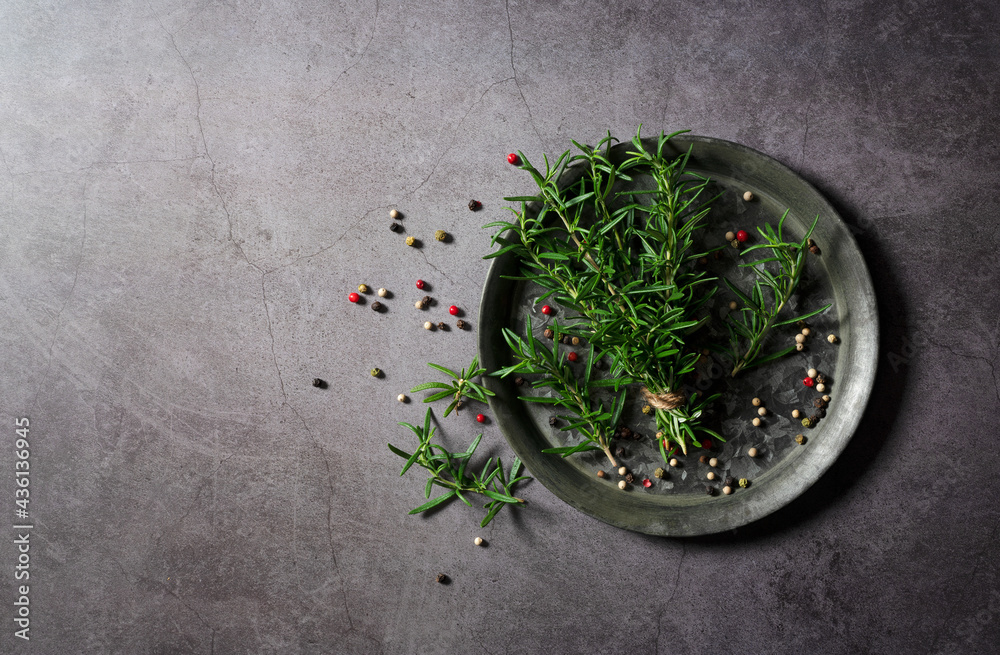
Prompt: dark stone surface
<box><xmin>0</xmin><ymin>0</ymin><xmax>997</xmax><ymax>652</ymax></box>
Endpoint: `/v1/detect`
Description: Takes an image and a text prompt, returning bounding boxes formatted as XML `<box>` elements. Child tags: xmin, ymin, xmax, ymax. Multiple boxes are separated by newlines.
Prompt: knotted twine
<box><xmin>641</xmin><ymin>388</ymin><xmax>687</xmax><ymax>411</ymax></box>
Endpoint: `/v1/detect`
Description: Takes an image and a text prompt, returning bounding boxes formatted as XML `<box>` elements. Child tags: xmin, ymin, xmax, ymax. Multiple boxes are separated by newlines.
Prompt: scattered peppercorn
<box><xmin>424</xmin><ymin>321</ymin><xmax>433</xmax><ymax>330</ymax></box>
<box><xmin>642</xmin><ymin>405</ymin><xmax>653</xmax><ymax>416</ymax></box>
<box><xmin>543</xmin><ymin>328</ymin><xmax>554</xmax><ymax>339</ymax></box>
<box><xmin>752</xmin><ymin>417</ymin><xmax>761</xmax><ymax>427</ymax></box>
<box><xmin>468</xmin><ymin>199</ymin><xmax>481</xmax><ymax>211</ymax></box>
<box><xmin>571</xmin><ymin>336</ymin><xmax>581</xmax><ymax>346</ymax></box>
<box><xmin>669</xmin><ymin>458</ymin><xmax>679</xmax><ymax>468</ymax></box>
<box><xmin>435</xmin><ymin>573</ymin><xmax>447</xmax><ymax>584</ymax></box>
<box><xmin>514</xmin><ymin>376</ymin><xmax>525</xmax><ymax>386</ymax></box>
<box><xmin>739</xmin><ymin>478</ymin><xmax>749</xmax><ymax>488</ymax></box>
<box><xmin>808</xmin><ymin>239</ymin><xmax>820</xmax><ymax>255</ymax></box>
<box><xmin>816</xmin><ymin>383</ymin><xmax>826</xmax><ymax>393</ymax></box>
<box><xmin>405</xmin><ymin>236</ymin><xmax>416</xmax><ymax>246</ymax></box>
<box><xmin>705</xmin><ymin>485</ymin><xmax>714</xmax><ymax>496</ymax></box>
<box><xmin>456</xmin><ymin>319</ymin><xmax>466</xmax><ymax>330</ymax></box>
<box><xmin>434</xmin><ymin>230</ymin><xmax>448</xmax><ymax>242</ymax></box>
<box><xmin>654</xmin><ymin>467</ymin><xmax>666</xmax><ymax>479</ymax></box>
<box><xmin>312</xmin><ymin>378</ymin><xmax>327</xmax><ymax>389</ymax></box>
<box><xmin>642</xmin><ymin>478</ymin><xmax>653</xmax><ymax>488</ymax></box>
<box><xmin>803</xmin><ymin>376</ymin><xmax>815</xmax><ymax>387</ymax></box>
<box><xmin>597</xmin><ymin>470</ymin><xmax>606</xmax><ymax>478</ymax></box>
<box><xmin>618</xmin><ymin>480</ymin><xmax>627</xmax><ymax>490</ymax></box>
<box><xmin>476</xmin><ymin>414</ymin><xmax>486</xmax><ymax>423</ymax></box>
<box><xmin>474</xmin><ymin>536</ymin><xmax>484</xmax><ymax>546</ymax></box>
<box><xmin>548</xmin><ymin>416</ymin><xmax>558</xmax><ymax>426</ymax></box>
<box><xmin>725</xmin><ymin>230</ymin><xmax>736</xmax><ymax>242</ymax></box>
<box><xmin>568</xmin><ymin>352</ymin><xmax>579</xmax><ymax>362</ymax></box>
<box><xmin>416</xmin><ymin>279</ymin><xmax>425</xmax><ymax>289</ymax></box>
<box><xmin>625</xmin><ymin>473</ymin><xmax>635</xmax><ymax>484</ymax></box>
<box><xmin>370</xmin><ymin>368</ymin><xmax>382</xmax><ymax>378</ymax></box>
<box><xmin>801</xmin><ymin>417</ymin><xmax>813</xmax><ymax>427</ymax></box>
<box><xmin>437</xmin><ymin>322</ymin><xmax>447</xmax><ymax>330</ymax></box>
<box><xmin>725</xmin><ymin>476</ymin><xmax>735</xmax><ymax>487</ymax></box>
<box><xmin>707</xmin><ymin>471</ymin><xmax>716</xmax><ymax>481</ymax></box>
<box><xmin>807</xmin><ymin>367</ymin><xmax>818</xmax><ymax>378</ymax></box>
<box><xmin>348</xmin><ymin>292</ymin><xmax>360</xmax><ymax>303</ymax></box>
<box><xmin>709</xmin><ymin>457</ymin><xmax>719</xmax><ymax>467</ymax></box>
<box><xmin>795</xmin><ymin>333</ymin><xmax>806</xmax><ymax>344</ymax></box>
<box><xmin>822</xmin><ymin>394</ymin><xmax>831</xmax><ymax>402</ymax></box>
<box><xmin>795</xmin><ymin>343</ymin><xmax>805</xmax><ymax>351</ymax></box>
<box><xmin>795</xmin><ymin>434</ymin><xmax>807</xmax><ymax>445</ymax></box>
<box><xmin>390</xmin><ymin>209</ymin><xmax>400</xmax><ymax>219</ymax></box>
<box><xmin>615</xmin><ymin>446</ymin><xmax>625</xmax><ymax>458</ymax></box>
<box><xmin>397</xmin><ymin>394</ymin><xmax>407</xmax><ymax>402</ymax></box>
<box><xmin>816</xmin><ymin>373</ymin><xmax>826</xmax><ymax>384</ymax></box>
<box><xmin>377</xmin><ymin>287</ymin><xmax>388</xmax><ymax>297</ymax></box>
<box><xmin>736</xmin><ymin>229</ymin><xmax>749</xmax><ymax>243</ymax></box>
<box><xmin>449</xmin><ymin>305</ymin><xmax>459</xmax><ymax>315</ymax></box>
<box><xmin>371</xmin><ymin>301</ymin><xmax>383</xmax><ymax>311</ymax></box>
<box><xmin>618</xmin><ymin>466</ymin><xmax>627</xmax><ymax>476</ymax></box>
<box><xmin>731</xmin><ymin>239</ymin><xmax>740</xmax><ymax>248</ymax></box>
<box><xmin>541</xmin><ymin>305</ymin><xmax>553</xmax><ymax>315</ymax></box>
<box><xmin>802</xmin><ymin>327</ymin><xmax>812</xmax><ymax>336</ymax></box>
<box><xmin>507</xmin><ymin>153</ymin><xmax>518</xmax><ymax>164</ymax></box>
<box><xmin>389</xmin><ymin>222</ymin><xmax>400</xmax><ymax>232</ymax></box>
<box><xmin>752</xmin><ymin>397</ymin><xmax>761</xmax><ymax>406</ymax></box>
<box><xmin>815</xmin><ymin>408</ymin><xmax>827</xmax><ymax>418</ymax></box>
<box><xmin>757</xmin><ymin>407</ymin><xmax>767</xmax><ymax>417</ymax></box>
<box><xmin>828</xmin><ymin>334</ymin><xmax>838</xmax><ymax>343</ymax></box>
<box><xmin>723</xmin><ymin>485</ymin><xmax>733</xmax><ymax>495</ymax></box>
<box><xmin>358</xmin><ymin>284</ymin><xmax>368</xmax><ymax>293</ymax></box>
<box><xmin>748</xmin><ymin>447</ymin><xmax>758</xmax><ymax>458</ymax></box>
<box><xmin>561</xmin><ymin>335</ymin><xmax>572</xmax><ymax>344</ymax></box>
<box><xmin>813</xmin><ymin>398</ymin><xmax>827</xmax><ymax>408</ymax></box>
<box><xmin>729</xmin><ymin>301</ymin><xmax>738</xmax><ymax>310</ymax></box>
<box><xmin>422</xmin><ymin>295</ymin><xmax>431</xmax><ymax>305</ymax></box>
<box><xmin>792</xmin><ymin>409</ymin><xmax>801</xmax><ymax>418</ymax></box>
<box><xmin>415</xmin><ymin>300</ymin><xmax>425</xmax><ymax>309</ymax></box>
<box><xmin>699</xmin><ymin>455</ymin><xmax>708</xmax><ymax>464</ymax></box>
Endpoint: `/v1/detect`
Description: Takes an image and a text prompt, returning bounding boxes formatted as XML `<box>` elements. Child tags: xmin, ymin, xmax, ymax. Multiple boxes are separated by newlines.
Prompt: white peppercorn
<box><xmin>795</xmin><ymin>333</ymin><xmax>806</xmax><ymax>344</ymax></box>
<box><xmin>377</xmin><ymin>288</ymin><xmax>387</xmax><ymax>297</ymax></box>
<box><xmin>752</xmin><ymin>397</ymin><xmax>761</xmax><ymax>406</ymax></box>
<box><xmin>618</xmin><ymin>480</ymin><xmax>627</xmax><ymax>490</ymax></box>
<box><xmin>709</xmin><ymin>457</ymin><xmax>719</xmax><ymax>467</ymax></box>
<box><xmin>474</xmin><ymin>537</ymin><xmax>484</xmax><ymax>546</ymax></box>
<box><xmin>707</xmin><ymin>471</ymin><xmax>716</xmax><ymax>481</ymax></box>
<box><xmin>792</xmin><ymin>409</ymin><xmax>800</xmax><ymax>418</ymax></box>
<box><xmin>828</xmin><ymin>334</ymin><xmax>838</xmax><ymax>343</ymax></box>
<box><xmin>816</xmin><ymin>383</ymin><xmax>826</xmax><ymax>392</ymax></box>
<box><xmin>752</xmin><ymin>417</ymin><xmax>761</xmax><ymax>427</ymax></box>
<box><xmin>757</xmin><ymin>407</ymin><xmax>767</xmax><ymax>417</ymax></box>
<box><xmin>390</xmin><ymin>209</ymin><xmax>400</xmax><ymax>219</ymax></box>
<box><xmin>423</xmin><ymin>321</ymin><xmax>433</xmax><ymax>330</ymax></box>
<box><xmin>807</xmin><ymin>368</ymin><xmax>818</xmax><ymax>378</ymax></box>
<box><xmin>723</xmin><ymin>485</ymin><xmax>733</xmax><ymax>495</ymax></box>
<box><xmin>743</xmin><ymin>191</ymin><xmax>754</xmax><ymax>201</ymax></box>
<box><xmin>669</xmin><ymin>458</ymin><xmax>679</xmax><ymax>468</ymax></box>
<box><xmin>725</xmin><ymin>231</ymin><xmax>736</xmax><ymax>242</ymax></box>
<box><xmin>801</xmin><ymin>327</ymin><xmax>811</xmax><ymax>336</ymax></box>
<box><xmin>748</xmin><ymin>447</ymin><xmax>758</xmax><ymax>458</ymax></box>
<box><xmin>397</xmin><ymin>394</ymin><xmax>407</xmax><ymax>402</ymax></box>
<box><xmin>618</xmin><ymin>466</ymin><xmax>627</xmax><ymax>476</ymax></box>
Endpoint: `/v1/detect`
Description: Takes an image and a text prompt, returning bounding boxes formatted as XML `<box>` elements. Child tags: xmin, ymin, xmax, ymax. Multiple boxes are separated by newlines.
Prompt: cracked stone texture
<box><xmin>0</xmin><ymin>0</ymin><xmax>998</xmax><ymax>653</ymax></box>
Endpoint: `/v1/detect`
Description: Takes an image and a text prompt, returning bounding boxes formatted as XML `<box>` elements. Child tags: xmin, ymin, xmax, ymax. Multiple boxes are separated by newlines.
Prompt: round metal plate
<box><xmin>478</xmin><ymin>135</ymin><xmax>877</xmax><ymax>536</ymax></box>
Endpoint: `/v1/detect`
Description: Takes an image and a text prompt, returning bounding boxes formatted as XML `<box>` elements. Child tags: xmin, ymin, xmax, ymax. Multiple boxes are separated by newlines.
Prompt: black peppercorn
<box><xmin>421</xmin><ymin>295</ymin><xmax>431</xmax><ymax>305</ymax></box>
<box><xmin>725</xmin><ymin>476</ymin><xmax>736</xmax><ymax>487</ymax></box>
<box><xmin>435</xmin><ymin>573</ymin><xmax>448</xmax><ymax>584</ymax></box>
<box><xmin>705</xmin><ymin>485</ymin><xmax>714</xmax><ymax>496</ymax></box>
<box><xmin>808</xmin><ymin>238</ymin><xmax>820</xmax><ymax>255</ymax></box>
<box><xmin>543</xmin><ymin>328</ymin><xmax>554</xmax><ymax>339</ymax></box>
<box><xmin>548</xmin><ymin>416</ymin><xmax>558</xmax><ymax>426</ymax></box>
<box><xmin>619</xmin><ymin>426</ymin><xmax>633</xmax><ymax>439</ymax></box>
<box><xmin>468</xmin><ymin>199</ymin><xmax>481</xmax><ymax>211</ymax></box>
<box><xmin>561</xmin><ymin>335</ymin><xmax>572</xmax><ymax>345</ymax></box>
<box><xmin>815</xmin><ymin>373</ymin><xmax>826</xmax><ymax>384</ymax></box>
<box><xmin>390</xmin><ymin>222</ymin><xmax>401</xmax><ymax>232</ymax></box>
<box><xmin>699</xmin><ymin>455</ymin><xmax>708</xmax><ymax>463</ymax></box>
<box><xmin>456</xmin><ymin>319</ymin><xmax>466</xmax><ymax>330</ymax></box>
<box><xmin>808</xmin><ymin>413</ymin><xmax>821</xmax><ymax>424</ymax></box>
<box><xmin>815</xmin><ymin>408</ymin><xmax>827</xmax><ymax>419</ymax></box>
<box><xmin>312</xmin><ymin>378</ymin><xmax>327</xmax><ymax>389</ymax></box>
<box><xmin>437</xmin><ymin>321</ymin><xmax>447</xmax><ymax>330</ymax></box>
<box><xmin>371</xmin><ymin>301</ymin><xmax>382</xmax><ymax>311</ymax></box>
<box><xmin>614</xmin><ymin>446</ymin><xmax>626</xmax><ymax>458</ymax></box>
<box><xmin>813</xmin><ymin>398</ymin><xmax>827</xmax><ymax>408</ymax></box>
<box><xmin>514</xmin><ymin>376</ymin><xmax>525</xmax><ymax>386</ymax></box>
<box><xmin>625</xmin><ymin>473</ymin><xmax>635</xmax><ymax>484</ymax></box>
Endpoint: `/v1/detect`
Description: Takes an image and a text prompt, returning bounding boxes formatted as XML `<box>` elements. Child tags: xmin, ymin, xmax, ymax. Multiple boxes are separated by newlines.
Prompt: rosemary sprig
<box><xmin>410</xmin><ymin>356</ymin><xmax>495</xmax><ymax>416</ymax></box>
<box><xmin>492</xmin><ymin>316</ymin><xmax>628</xmax><ymax>467</ymax></box>
<box><xmin>724</xmin><ymin>210</ymin><xmax>832</xmax><ymax>376</ymax></box>
<box><xmin>389</xmin><ymin>408</ymin><xmax>529</xmax><ymax>527</ymax></box>
<box><xmin>485</xmin><ymin>127</ymin><xmax>722</xmax><ymax>456</ymax></box>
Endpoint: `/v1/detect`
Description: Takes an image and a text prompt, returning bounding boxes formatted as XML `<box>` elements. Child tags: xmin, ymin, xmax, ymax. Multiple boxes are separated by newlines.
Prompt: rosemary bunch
<box><xmin>485</xmin><ymin>128</ymin><xmax>723</xmax><ymax>457</ymax></box>
<box><xmin>724</xmin><ymin>210</ymin><xmax>831</xmax><ymax>376</ymax></box>
<box><xmin>409</xmin><ymin>356</ymin><xmax>495</xmax><ymax>416</ymax></box>
<box><xmin>389</xmin><ymin>408</ymin><xmax>529</xmax><ymax>527</ymax></box>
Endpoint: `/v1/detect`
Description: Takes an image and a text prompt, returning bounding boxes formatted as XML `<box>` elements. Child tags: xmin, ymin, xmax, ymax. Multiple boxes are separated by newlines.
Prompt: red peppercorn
<box><xmin>736</xmin><ymin>230</ymin><xmax>749</xmax><ymax>243</ymax></box>
<box><xmin>348</xmin><ymin>292</ymin><xmax>360</xmax><ymax>303</ymax></box>
<box><xmin>568</xmin><ymin>352</ymin><xmax>578</xmax><ymax>362</ymax></box>
<box><xmin>803</xmin><ymin>376</ymin><xmax>815</xmax><ymax>387</ymax></box>
<box><xmin>507</xmin><ymin>153</ymin><xmax>518</xmax><ymax>165</ymax></box>
<box><xmin>541</xmin><ymin>305</ymin><xmax>553</xmax><ymax>315</ymax></box>
<box><xmin>703</xmin><ymin>438</ymin><xmax>713</xmax><ymax>450</ymax></box>
<box><xmin>476</xmin><ymin>414</ymin><xmax>486</xmax><ymax>423</ymax></box>
<box><xmin>449</xmin><ymin>305</ymin><xmax>459</xmax><ymax>316</ymax></box>
<box><xmin>642</xmin><ymin>479</ymin><xmax>653</xmax><ymax>488</ymax></box>
<box><xmin>415</xmin><ymin>279</ymin><xmax>425</xmax><ymax>290</ymax></box>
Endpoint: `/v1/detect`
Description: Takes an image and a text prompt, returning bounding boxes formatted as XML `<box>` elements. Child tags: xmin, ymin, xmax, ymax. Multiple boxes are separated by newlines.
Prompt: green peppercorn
<box><xmin>739</xmin><ymin>478</ymin><xmax>749</xmax><ymax>488</ymax></box>
<box><xmin>405</xmin><ymin>236</ymin><xmax>416</xmax><ymax>246</ymax></box>
<box><xmin>370</xmin><ymin>368</ymin><xmax>383</xmax><ymax>378</ymax></box>
<box><xmin>642</xmin><ymin>405</ymin><xmax>653</xmax><ymax>416</ymax></box>
<box><xmin>801</xmin><ymin>417</ymin><xmax>812</xmax><ymax>427</ymax></box>
<box><xmin>434</xmin><ymin>230</ymin><xmax>447</xmax><ymax>241</ymax></box>
<box><xmin>654</xmin><ymin>467</ymin><xmax>666</xmax><ymax>479</ymax></box>
<box><xmin>795</xmin><ymin>434</ymin><xmax>806</xmax><ymax>445</ymax></box>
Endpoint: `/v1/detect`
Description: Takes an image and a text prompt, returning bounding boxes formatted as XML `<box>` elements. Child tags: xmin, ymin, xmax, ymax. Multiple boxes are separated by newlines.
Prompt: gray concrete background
<box><xmin>1</xmin><ymin>0</ymin><xmax>997</xmax><ymax>653</ymax></box>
